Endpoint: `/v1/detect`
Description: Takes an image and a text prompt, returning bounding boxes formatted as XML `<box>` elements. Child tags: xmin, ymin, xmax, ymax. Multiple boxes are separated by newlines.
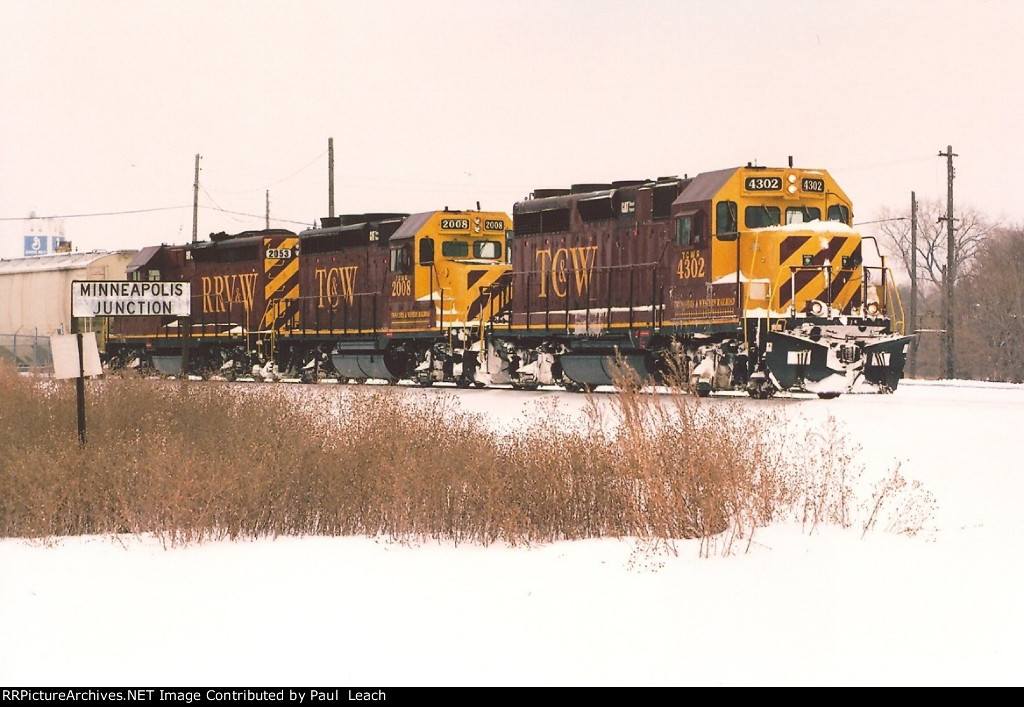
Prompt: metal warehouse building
<box><xmin>0</xmin><ymin>250</ymin><xmax>137</xmax><ymax>369</ymax></box>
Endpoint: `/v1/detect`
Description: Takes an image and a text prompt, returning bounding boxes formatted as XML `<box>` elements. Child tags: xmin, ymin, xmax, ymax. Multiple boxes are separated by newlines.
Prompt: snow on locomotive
<box><xmin>487</xmin><ymin>163</ymin><xmax>911</xmax><ymax>397</ymax></box>
<box><xmin>106</xmin><ymin>210</ymin><xmax>512</xmax><ymax>385</ymax></box>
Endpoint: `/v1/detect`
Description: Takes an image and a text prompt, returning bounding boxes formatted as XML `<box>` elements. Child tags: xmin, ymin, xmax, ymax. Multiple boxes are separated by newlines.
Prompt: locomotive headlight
<box><xmin>866</xmin><ymin>302</ymin><xmax>879</xmax><ymax>315</ymax></box>
<box><xmin>811</xmin><ymin>301</ymin><xmax>825</xmax><ymax>316</ymax></box>
<box><xmin>788</xmin><ymin>184</ymin><xmax>797</xmax><ymax>194</ymax></box>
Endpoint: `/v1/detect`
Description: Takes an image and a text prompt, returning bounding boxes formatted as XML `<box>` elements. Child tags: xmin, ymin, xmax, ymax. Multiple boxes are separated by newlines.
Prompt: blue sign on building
<box><xmin>24</xmin><ymin>235</ymin><xmax>47</xmax><ymax>256</ymax></box>
<box><xmin>23</xmin><ymin>235</ymin><xmax>64</xmax><ymax>257</ymax></box>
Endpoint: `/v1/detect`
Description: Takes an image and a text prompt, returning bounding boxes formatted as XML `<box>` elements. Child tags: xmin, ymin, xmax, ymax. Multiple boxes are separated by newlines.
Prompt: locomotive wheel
<box><xmin>511</xmin><ymin>381</ymin><xmax>539</xmax><ymax>391</ymax></box>
<box><xmin>562</xmin><ymin>379</ymin><xmax>587</xmax><ymax>394</ymax></box>
<box><xmin>817</xmin><ymin>392</ymin><xmax>841</xmax><ymax>399</ymax></box>
<box><xmin>456</xmin><ymin>376</ymin><xmax>472</xmax><ymax>389</ymax></box>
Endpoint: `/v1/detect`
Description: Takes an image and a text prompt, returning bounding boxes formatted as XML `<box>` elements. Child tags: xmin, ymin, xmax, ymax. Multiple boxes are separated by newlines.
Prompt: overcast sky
<box><xmin>2</xmin><ymin>0</ymin><xmax>1022</xmax><ymax>258</ymax></box>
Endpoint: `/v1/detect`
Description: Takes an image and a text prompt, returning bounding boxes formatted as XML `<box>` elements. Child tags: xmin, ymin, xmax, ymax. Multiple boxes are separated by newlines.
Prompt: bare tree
<box><xmin>873</xmin><ymin>199</ymin><xmax>993</xmax><ymax>290</ymax></box>
<box><xmin>871</xmin><ymin>200</ymin><xmax>997</xmax><ymax>379</ymax></box>
<box><xmin>957</xmin><ymin>226</ymin><xmax>1024</xmax><ymax>382</ymax></box>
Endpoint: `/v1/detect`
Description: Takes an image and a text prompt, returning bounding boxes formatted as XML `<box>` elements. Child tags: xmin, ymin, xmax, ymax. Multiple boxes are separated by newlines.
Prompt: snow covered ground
<box><xmin>2</xmin><ymin>379</ymin><xmax>1022</xmax><ymax>687</ymax></box>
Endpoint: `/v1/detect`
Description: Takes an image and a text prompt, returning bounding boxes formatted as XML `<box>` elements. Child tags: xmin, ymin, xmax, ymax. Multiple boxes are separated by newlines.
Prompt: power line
<box><xmin>0</xmin><ymin>204</ymin><xmax>313</xmax><ymax>228</ymax></box>
<box><xmin>200</xmin><ymin>205</ymin><xmax>313</xmax><ymax>227</ymax></box>
<box><xmin>0</xmin><ymin>205</ymin><xmax>190</xmax><ymax>221</ymax></box>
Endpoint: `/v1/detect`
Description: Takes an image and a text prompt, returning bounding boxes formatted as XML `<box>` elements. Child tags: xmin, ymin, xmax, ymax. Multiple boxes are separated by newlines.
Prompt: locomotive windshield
<box><xmin>474</xmin><ymin>240</ymin><xmax>502</xmax><ymax>259</ymax></box>
<box><xmin>442</xmin><ymin>240</ymin><xmax>469</xmax><ymax>257</ymax></box>
<box><xmin>827</xmin><ymin>204</ymin><xmax>851</xmax><ymax>224</ymax></box>
<box><xmin>440</xmin><ymin>240</ymin><xmax>503</xmax><ymax>260</ymax></box>
<box><xmin>786</xmin><ymin>206</ymin><xmax>822</xmax><ymax>224</ymax></box>
<box><xmin>745</xmin><ymin>205</ymin><xmax>781</xmax><ymax>228</ymax></box>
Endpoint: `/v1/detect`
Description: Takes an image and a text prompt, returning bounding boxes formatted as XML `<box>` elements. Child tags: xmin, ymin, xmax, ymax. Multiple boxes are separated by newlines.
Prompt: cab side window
<box><xmin>675</xmin><ymin>213</ymin><xmax>702</xmax><ymax>247</ymax></box>
<box><xmin>390</xmin><ymin>245</ymin><xmax>411</xmax><ymax>273</ymax></box>
<box><xmin>716</xmin><ymin>200</ymin><xmax>738</xmax><ymax>236</ymax></box>
<box><xmin>419</xmin><ymin>237</ymin><xmax>434</xmax><ymax>265</ymax></box>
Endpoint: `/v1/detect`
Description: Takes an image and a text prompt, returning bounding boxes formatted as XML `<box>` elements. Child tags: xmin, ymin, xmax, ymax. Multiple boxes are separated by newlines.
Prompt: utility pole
<box><xmin>192</xmin><ymin>154</ymin><xmax>201</xmax><ymax>244</ymax></box>
<box><xmin>938</xmin><ymin>145</ymin><xmax>958</xmax><ymax>379</ymax></box>
<box><xmin>328</xmin><ymin>137</ymin><xmax>335</xmax><ymax>218</ymax></box>
<box><xmin>266</xmin><ymin>190</ymin><xmax>270</xmax><ymax>229</ymax></box>
<box><xmin>909</xmin><ymin>191</ymin><xmax>918</xmax><ymax>378</ymax></box>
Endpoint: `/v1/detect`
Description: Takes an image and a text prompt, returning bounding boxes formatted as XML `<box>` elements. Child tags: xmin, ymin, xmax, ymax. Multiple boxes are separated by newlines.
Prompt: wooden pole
<box><xmin>192</xmin><ymin>154</ymin><xmax>201</xmax><ymax>244</ymax></box>
<box><xmin>328</xmin><ymin>138</ymin><xmax>335</xmax><ymax>218</ymax></box>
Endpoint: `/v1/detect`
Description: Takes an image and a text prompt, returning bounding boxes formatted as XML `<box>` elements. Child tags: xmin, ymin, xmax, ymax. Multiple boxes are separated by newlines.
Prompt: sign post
<box><xmin>73</xmin><ymin>319</ymin><xmax>87</xmax><ymax>445</ymax></box>
<box><xmin>64</xmin><ymin>280</ymin><xmax>192</xmax><ymax>444</ymax></box>
<box><xmin>51</xmin><ymin>326</ymin><xmax>102</xmax><ymax>445</ymax></box>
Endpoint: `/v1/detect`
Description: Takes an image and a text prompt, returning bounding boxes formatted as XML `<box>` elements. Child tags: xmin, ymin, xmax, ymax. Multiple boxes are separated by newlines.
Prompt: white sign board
<box><xmin>72</xmin><ymin>280</ymin><xmax>191</xmax><ymax>317</ymax></box>
<box><xmin>51</xmin><ymin>333</ymin><xmax>104</xmax><ymax>379</ymax></box>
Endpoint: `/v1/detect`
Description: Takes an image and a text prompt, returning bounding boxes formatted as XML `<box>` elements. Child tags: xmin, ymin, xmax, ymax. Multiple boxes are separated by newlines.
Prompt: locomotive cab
<box><xmin>685</xmin><ymin>165</ymin><xmax>911</xmax><ymax>396</ymax></box>
<box><xmin>385</xmin><ymin>210</ymin><xmax>513</xmax><ymax>386</ymax></box>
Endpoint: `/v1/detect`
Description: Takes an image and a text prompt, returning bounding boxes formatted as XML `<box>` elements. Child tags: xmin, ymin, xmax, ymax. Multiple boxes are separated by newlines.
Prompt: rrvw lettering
<box><xmin>536</xmin><ymin>246</ymin><xmax>598</xmax><ymax>298</ymax></box>
<box><xmin>201</xmin><ymin>274</ymin><xmax>258</xmax><ymax>313</ymax></box>
<box><xmin>315</xmin><ymin>266</ymin><xmax>359</xmax><ymax>307</ymax></box>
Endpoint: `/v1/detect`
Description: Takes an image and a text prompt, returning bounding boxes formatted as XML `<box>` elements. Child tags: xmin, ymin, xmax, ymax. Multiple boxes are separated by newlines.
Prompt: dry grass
<box><xmin>0</xmin><ymin>361</ymin><xmax>934</xmax><ymax>554</ymax></box>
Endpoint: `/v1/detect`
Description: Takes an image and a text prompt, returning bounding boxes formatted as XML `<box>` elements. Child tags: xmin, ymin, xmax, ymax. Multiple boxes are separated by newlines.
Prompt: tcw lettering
<box><xmin>315</xmin><ymin>266</ymin><xmax>359</xmax><ymax>307</ymax></box>
<box><xmin>535</xmin><ymin>246</ymin><xmax>598</xmax><ymax>298</ymax></box>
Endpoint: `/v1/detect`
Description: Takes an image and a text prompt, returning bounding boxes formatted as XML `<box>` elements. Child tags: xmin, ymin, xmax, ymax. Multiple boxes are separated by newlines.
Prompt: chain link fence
<box><xmin>0</xmin><ymin>332</ymin><xmax>54</xmax><ymax>372</ymax></box>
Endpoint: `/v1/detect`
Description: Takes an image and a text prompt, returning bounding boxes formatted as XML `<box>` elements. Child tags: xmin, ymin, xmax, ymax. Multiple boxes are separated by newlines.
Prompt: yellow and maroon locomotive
<box><xmin>107</xmin><ymin>209</ymin><xmax>512</xmax><ymax>385</ymax></box>
<box><xmin>488</xmin><ymin>163</ymin><xmax>911</xmax><ymax>397</ymax></box>
<box><xmin>106</xmin><ymin>161</ymin><xmax>910</xmax><ymax>397</ymax></box>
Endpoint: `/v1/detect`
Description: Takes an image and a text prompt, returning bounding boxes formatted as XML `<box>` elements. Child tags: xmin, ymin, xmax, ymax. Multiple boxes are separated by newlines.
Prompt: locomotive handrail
<box><xmin>886</xmin><ymin>268</ymin><xmax>907</xmax><ymax>334</ymax></box>
<box><xmin>511</xmin><ymin>260</ymin><xmax>663</xmax><ymax>333</ymax></box>
<box><xmin>788</xmin><ymin>264</ymin><xmax>836</xmax><ymax>315</ymax></box>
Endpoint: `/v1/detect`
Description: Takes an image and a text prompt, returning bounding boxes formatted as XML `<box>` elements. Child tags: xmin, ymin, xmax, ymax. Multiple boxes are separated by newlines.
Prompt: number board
<box><xmin>440</xmin><ymin>218</ymin><xmax>470</xmax><ymax>230</ymax></box>
<box><xmin>801</xmin><ymin>178</ymin><xmax>825</xmax><ymax>193</ymax></box>
<box><xmin>483</xmin><ymin>219</ymin><xmax>505</xmax><ymax>231</ymax></box>
<box><xmin>744</xmin><ymin>176</ymin><xmax>782</xmax><ymax>191</ymax></box>
<box><xmin>265</xmin><ymin>247</ymin><xmax>296</xmax><ymax>259</ymax></box>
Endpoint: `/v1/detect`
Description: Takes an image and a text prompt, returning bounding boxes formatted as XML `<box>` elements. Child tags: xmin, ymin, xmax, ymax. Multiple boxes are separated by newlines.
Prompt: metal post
<box><xmin>71</xmin><ymin>317</ymin><xmax>86</xmax><ymax>445</ymax></box>
<box><xmin>180</xmin><ymin>316</ymin><xmax>191</xmax><ymax>380</ymax></box>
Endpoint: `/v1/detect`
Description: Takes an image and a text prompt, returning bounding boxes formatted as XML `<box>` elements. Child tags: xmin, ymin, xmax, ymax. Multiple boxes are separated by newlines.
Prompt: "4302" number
<box><xmin>677</xmin><ymin>252</ymin><xmax>706</xmax><ymax>280</ymax></box>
